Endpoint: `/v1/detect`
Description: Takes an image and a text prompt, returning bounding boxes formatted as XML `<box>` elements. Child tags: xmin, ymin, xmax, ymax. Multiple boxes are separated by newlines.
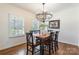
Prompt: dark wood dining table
<box><xmin>33</xmin><ymin>33</ymin><xmax>50</xmax><ymax>55</ymax></box>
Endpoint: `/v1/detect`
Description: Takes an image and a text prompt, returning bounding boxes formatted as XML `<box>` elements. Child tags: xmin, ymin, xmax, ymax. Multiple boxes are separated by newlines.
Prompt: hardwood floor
<box><xmin>57</xmin><ymin>43</ymin><xmax>79</xmax><ymax>55</ymax></box>
<box><xmin>0</xmin><ymin>42</ymin><xmax>79</xmax><ymax>55</ymax></box>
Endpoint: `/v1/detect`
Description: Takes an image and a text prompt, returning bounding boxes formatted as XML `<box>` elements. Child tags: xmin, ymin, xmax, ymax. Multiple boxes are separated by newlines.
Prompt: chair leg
<box><xmin>32</xmin><ymin>46</ymin><xmax>34</xmax><ymax>55</ymax></box>
<box><xmin>55</xmin><ymin>41</ymin><xmax>58</xmax><ymax>51</ymax></box>
<box><xmin>49</xmin><ymin>44</ymin><xmax>51</xmax><ymax>55</ymax></box>
<box><xmin>56</xmin><ymin>42</ymin><xmax>58</xmax><ymax>49</ymax></box>
<box><xmin>40</xmin><ymin>45</ymin><xmax>42</xmax><ymax>55</ymax></box>
<box><xmin>26</xmin><ymin>46</ymin><xmax>28</xmax><ymax>55</ymax></box>
<box><xmin>55</xmin><ymin>45</ymin><xmax>57</xmax><ymax>52</ymax></box>
<box><xmin>52</xmin><ymin>43</ymin><xmax>54</xmax><ymax>53</ymax></box>
<box><xmin>54</xmin><ymin>42</ymin><xmax>56</xmax><ymax>52</ymax></box>
<box><xmin>54</xmin><ymin>42</ymin><xmax>58</xmax><ymax>54</ymax></box>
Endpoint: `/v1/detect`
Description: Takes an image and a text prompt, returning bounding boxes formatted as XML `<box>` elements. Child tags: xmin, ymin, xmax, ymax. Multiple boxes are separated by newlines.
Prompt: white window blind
<box><xmin>8</xmin><ymin>14</ymin><xmax>24</xmax><ymax>37</ymax></box>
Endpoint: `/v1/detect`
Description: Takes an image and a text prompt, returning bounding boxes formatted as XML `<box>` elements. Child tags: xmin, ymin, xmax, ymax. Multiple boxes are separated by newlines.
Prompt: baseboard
<box><xmin>59</xmin><ymin>41</ymin><xmax>79</xmax><ymax>47</ymax></box>
<box><xmin>0</xmin><ymin>43</ymin><xmax>26</xmax><ymax>52</ymax></box>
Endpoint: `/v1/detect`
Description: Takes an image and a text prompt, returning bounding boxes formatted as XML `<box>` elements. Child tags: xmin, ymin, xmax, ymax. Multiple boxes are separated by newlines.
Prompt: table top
<box><xmin>33</xmin><ymin>33</ymin><xmax>50</xmax><ymax>39</ymax></box>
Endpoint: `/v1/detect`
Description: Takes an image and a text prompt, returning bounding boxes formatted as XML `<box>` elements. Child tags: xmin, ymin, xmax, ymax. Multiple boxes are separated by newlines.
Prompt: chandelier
<box><xmin>36</xmin><ymin>3</ymin><xmax>53</xmax><ymax>22</ymax></box>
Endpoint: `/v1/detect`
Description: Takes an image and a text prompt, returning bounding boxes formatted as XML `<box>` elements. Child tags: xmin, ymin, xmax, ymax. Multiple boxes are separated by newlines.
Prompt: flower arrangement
<box><xmin>39</xmin><ymin>22</ymin><xmax>47</xmax><ymax>30</ymax></box>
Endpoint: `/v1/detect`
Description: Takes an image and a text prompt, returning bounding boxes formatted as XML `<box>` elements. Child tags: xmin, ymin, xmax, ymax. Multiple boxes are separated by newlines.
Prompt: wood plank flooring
<box><xmin>0</xmin><ymin>42</ymin><xmax>79</xmax><ymax>55</ymax></box>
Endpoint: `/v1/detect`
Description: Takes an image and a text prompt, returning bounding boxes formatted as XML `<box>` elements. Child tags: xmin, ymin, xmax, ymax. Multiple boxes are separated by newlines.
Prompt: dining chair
<box><xmin>54</xmin><ymin>31</ymin><xmax>59</xmax><ymax>52</ymax></box>
<box><xmin>51</xmin><ymin>31</ymin><xmax>59</xmax><ymax>53</ymax></box>
<box><xmin>42</xmin><ymin>32</ymin><xmax>54</xmax><ymax>55</ymax></box>
<box><xmin>25</xmin><ymin>32</ymin><xmax>41</xmax><ymax>55</ymax></box>
<box><xmin>47</xmin><ymin>30</ymin><xmax>59</xmax><ymax>54</ymax></box>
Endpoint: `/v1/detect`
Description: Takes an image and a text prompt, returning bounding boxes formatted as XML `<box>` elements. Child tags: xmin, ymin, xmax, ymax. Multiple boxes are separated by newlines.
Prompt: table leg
<box><xmin>40</xmin><ymin>45</ymin><xmax>44</xmax><ymax>55</ymax></box>
<box><xmin>40</xmin><ymin>39</ymin><xmax>44</xmax><ymax>55</ymax></box>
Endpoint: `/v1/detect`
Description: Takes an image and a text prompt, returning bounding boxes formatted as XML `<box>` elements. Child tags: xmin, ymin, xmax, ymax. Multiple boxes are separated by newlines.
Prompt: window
<box><xmin>32</xmin><ymin>19</ymin><xmax>40</xmax><ymax>30</ymax></box>
<box><xmin>8</xmin><ymin>14</ymin><xmax>24</xmax><ymax>37</ymax></box>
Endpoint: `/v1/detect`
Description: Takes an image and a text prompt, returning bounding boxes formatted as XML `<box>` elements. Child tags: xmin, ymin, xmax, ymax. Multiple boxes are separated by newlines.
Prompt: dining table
<box><xmin>33</xmin><ymin>33</ymin><xmax>50</xmax><ymax>55</ymax></box>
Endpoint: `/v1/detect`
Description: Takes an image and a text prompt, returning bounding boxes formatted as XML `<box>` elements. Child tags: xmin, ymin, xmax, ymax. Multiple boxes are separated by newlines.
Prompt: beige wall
<box><xmin>0</xmin><ymin>4</ymin><xmax>35</xmax><ymax>50</ymax></box>
<box><xmin>53</xmin><ymin>5</ymin><xmax>79</xmax><ymax>46</ymax></box>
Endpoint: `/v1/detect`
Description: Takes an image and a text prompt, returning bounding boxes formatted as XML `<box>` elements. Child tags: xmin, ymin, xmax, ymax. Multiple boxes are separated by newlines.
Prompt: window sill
<box><xmin>9</xmin><ymin>35</ymin><xmax>25</xmax><ymax>38</ymax></box>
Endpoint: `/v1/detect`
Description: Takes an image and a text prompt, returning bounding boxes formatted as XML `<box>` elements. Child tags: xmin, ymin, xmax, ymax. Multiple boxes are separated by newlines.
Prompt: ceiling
<box><xmin>9</xmin><ymin>3</ymin><xmax>79</xmax><ymax>14</ymax></box>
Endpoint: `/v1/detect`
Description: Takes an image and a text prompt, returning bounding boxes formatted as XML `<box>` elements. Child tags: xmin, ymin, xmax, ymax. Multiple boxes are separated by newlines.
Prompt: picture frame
<box><xmin>49</xmin><ymin>20</ymin><xmax>60</xmax><ymax>29</ymax></box>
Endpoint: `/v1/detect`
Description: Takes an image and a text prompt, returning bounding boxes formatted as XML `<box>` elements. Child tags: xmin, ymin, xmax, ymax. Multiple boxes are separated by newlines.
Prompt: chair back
<box><xmin>30</xmin><ymin>30</ymin><xmax>40</xmax><ymax>34</ymax></box>
<box><xmin>50</xmin><ymin>32</ymin><xmax>54</xmax><ymax>41</ymax></box>
<box><xmin>26</xmin><ymin>32</ymin><xmax>41</xmax><ymax>55</ymax></box>
<box><xmin>48</xmin><ymin>30</ymin><xmax>53</xmax><ymax>33</ymax></box>
<box><xmin>26</xmin><ymin>32</ymin><xmax>34</xmax><ymax>45</ymax></box>
<box><xmin>54</xmin><ymin>31</ymin><xmax>59</xmax><ymax>41</ymax></box>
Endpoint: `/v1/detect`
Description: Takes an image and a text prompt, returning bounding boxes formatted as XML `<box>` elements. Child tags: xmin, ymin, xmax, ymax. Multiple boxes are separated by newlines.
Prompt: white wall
<box><xmin>53</xmin><ymin>5</ymin><xmax>79</xmax><ymax>46</ymax></box>
<box><xmin>0</xmin><ymin>4</ymin><xmax>35</xmax><ymax>50</ymax></box>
